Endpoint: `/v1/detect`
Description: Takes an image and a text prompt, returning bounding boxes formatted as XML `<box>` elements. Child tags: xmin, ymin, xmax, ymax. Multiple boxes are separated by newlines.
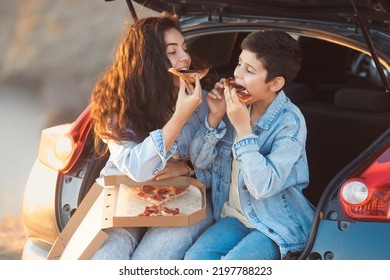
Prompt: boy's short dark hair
<box><xmin>241</xmin><ymin>30</ymin><xmax>302</xmax><ymax>84</ymax></box>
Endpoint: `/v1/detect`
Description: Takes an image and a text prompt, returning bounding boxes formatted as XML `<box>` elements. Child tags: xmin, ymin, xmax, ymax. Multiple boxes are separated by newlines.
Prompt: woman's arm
<box><xmin>110</xmin><ymin>77</ymin><xmax>202</xmax><ymax>182</ymax></box>
<box><xmin>108</xmin><ymin>133</ymin><xmax>168</xmax><ymax>182</ymax></box>
<box><xmin>162</xmin><ymin>77</ymin><xmax>202</xmax><ymax>151</ymax></box>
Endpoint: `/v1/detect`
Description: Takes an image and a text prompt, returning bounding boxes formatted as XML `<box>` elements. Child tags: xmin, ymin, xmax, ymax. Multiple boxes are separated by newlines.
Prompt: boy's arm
<box><xmin>206</xmin><ymin>79</ymin><xmax>227</xmax><ymax>128</ymax></box>
<box><xmin>190</xmin><ymin>115</ymin><xmax>227</xmax><ymax>170</ymax></box>
<box><xmin>233</xmin><ymin>125</ymin><xmax>306</xmax><ymax>199</ymax></box>
<box><xmin>224</xmin><ymin>86</ymin><xmax>252</xmax><ymax>139</ymax></box>
<box><xmin>190</xmin><ymin>79</ymin><xmax>228</xmax><ymax>169</ymax></box>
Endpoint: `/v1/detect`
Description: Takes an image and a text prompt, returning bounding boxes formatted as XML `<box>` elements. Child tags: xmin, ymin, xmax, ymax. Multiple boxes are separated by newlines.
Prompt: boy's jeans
<box><xmin>184</xmin><ymin>217</ymin><xmax>280</xmax><ymax>260</ymax></box>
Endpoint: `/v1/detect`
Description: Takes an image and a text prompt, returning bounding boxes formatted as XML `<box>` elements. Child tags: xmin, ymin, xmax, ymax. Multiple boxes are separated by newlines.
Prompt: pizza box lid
<box><xmin>101</xmin><ymin>175</ymin><xmax>206</xmax><ymax>228</ymax></box>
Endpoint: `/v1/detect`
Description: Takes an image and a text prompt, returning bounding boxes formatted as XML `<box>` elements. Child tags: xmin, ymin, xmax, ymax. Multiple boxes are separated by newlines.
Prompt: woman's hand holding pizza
<box><xmin>173</xmin><ymin>76</ymin><xmax>202</xmax><ymax>123</ymax></box>
<box><xmin>161</xmin><ymin>76</ymin><xmax>202</xmax><ymax>156</ymax></box>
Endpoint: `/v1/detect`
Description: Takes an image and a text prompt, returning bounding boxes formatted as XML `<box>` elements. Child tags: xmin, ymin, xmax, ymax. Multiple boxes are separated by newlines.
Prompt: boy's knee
<box><xmin>184</xmin><ymin>246</ymin><xmax>206</xmax><ymax>260</ymax></box>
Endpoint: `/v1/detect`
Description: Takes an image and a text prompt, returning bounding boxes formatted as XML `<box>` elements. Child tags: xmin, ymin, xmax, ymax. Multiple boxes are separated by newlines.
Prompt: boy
<box><xmin>185</xmin><ymin>30</ymin><xmax>314</xmax><ymax>260</ymax></box>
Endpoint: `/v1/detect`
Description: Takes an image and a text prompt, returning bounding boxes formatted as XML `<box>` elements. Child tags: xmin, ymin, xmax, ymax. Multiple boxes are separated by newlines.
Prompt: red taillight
<box><xmin>38</xmin><ymin>105</ymin><xmax>93</xmax><ymax>172</ymax></box>
<box><xmin>340</xmin><ymin>144</ymin><xmax>390</xmax><ymax>221</ymax></box>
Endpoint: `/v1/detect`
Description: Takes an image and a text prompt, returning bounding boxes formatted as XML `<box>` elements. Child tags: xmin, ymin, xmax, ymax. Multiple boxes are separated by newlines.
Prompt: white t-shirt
<box><xmin>221</xmin><ymin>138</ymin><xmax>254</xmax><ymax>229</ymax></box>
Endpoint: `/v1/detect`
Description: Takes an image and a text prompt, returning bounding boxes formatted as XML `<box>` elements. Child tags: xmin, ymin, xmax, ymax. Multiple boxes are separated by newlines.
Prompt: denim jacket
<box><xmin>190</xmin><ymin>91</ymin><xmax>314</xmax><ymax>258</ymax></box>
<box><xmin>97</xmin><ymin>91</ymin><xmax>209</xmax><ymax>184</ymax></box>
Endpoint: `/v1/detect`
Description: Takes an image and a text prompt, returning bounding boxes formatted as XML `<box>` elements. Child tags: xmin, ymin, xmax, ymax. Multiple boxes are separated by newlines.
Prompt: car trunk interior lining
<box><xmin>192</xmin><ymin>32</ymin><xmax>390</xmax><ymax>206</ymax></box>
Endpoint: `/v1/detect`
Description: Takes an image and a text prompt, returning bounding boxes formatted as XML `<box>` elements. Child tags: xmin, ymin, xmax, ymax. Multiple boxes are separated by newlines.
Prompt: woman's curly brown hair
<box><xmin>90</xmin><ymin>14</ymin><xmax>181</xmax><ymax>155</ymax></box>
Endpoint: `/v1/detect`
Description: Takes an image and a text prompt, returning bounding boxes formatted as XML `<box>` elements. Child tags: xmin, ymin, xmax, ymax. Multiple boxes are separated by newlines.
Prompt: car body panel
<box><xmin>22</xmin><ymin>239</ymin><xmax>52</xmax><ymax>260</ymax></box>
<box><xmin>23</xmin><ymin>159</ymin><xmax>60</xmax><ymax>245</ymax></box>
<box><xmin>310</xmin><ymin>220</ymin><xmax>390</xmax><ymax>259</ymax></box>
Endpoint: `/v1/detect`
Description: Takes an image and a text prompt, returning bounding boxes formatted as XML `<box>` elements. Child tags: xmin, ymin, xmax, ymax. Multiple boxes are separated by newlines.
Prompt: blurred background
<box><xmin>0</xmin><ymin>0</ymin><xmax>157</xmax><ymax>258</ymax></box>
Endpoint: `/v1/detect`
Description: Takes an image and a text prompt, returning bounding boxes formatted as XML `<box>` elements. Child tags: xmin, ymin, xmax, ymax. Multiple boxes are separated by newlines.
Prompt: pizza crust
<box><xmin>168</xmin><ymin>68</ymin><xmax>209</xmax><ymax>83</ymax></box>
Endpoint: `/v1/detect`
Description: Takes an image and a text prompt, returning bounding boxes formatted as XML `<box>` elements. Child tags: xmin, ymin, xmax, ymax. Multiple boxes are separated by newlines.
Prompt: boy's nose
<box><xmin>234</xmin><ymin>66</ymin><xmax>241</xmax><ymax>78</ymax></box>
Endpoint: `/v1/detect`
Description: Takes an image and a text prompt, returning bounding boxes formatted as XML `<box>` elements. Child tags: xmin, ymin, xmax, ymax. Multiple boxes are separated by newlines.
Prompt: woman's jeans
<box><xmin>92</xmin><ymin>192</ymin><xmax>213</xmax><ymax>260</ymax></box>
<box><xmin>184</xmin><ymin>217</ymin><xmax>281</xmax><ymax>260</ymax></box>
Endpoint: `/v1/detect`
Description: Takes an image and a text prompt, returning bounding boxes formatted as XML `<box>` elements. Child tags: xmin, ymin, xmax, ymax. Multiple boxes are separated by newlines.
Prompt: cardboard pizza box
<box><xmin>102</xmin><ymin>175</ymin><xmax>206</xmax><ymax>228</ymax></box>
<box><xmin>47</xmin><ymin>175</ymin><xmax>206</xmax><ymax>260</ymax></box>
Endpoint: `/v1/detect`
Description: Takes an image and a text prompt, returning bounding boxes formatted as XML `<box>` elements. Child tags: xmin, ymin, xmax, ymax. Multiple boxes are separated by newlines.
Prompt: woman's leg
<box><xmin>222</xmin><ymin>229</ymin><xmax>280</xmax><ymax>260</ymax></box>
<box><xmin>184</xmin><ymin>217</ymin><xmax>250</xmax><ymax>260</ymax></box>
<box><xmin>131</xmin><ymin>191</ymin><xmax>214</xmax><ymax>260</ymax></box>
<box><xmin>91</xmin><ymin>227</ymin><xmax>146</xmax><ymax>260</ymax></box>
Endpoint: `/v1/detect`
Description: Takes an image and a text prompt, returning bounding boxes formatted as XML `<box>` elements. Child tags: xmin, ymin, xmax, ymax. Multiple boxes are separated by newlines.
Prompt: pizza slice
<box><xmin>168</xmin><ymin>68</ymin><xmax>209</xmax><ymax>84</ymax></box>
<box><xmin>138</xmin><ymin>205</ymin><xmax>180</xmax><ymax>216</ymax></box>
<box><xmin>128</xmin><ymin>185</ymin><xmax>188</xmax><ymax>205</ymax></box>
<box><xmin>223</xmin><ymin>77</ymin><xmax>253</xmax><ymax>103</ymax></box>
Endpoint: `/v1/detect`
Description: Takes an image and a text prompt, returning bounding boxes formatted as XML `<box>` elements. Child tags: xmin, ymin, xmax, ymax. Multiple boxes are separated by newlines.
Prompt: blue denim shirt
<box><xmin>190</xmin><ymin>91</ymin><xmax>314</xmax><ymax>258</ymax></box>
<box><xmin>97</xmin><ymin>91</ymin><xmax>209</xmax><ymax>184</ymax></box>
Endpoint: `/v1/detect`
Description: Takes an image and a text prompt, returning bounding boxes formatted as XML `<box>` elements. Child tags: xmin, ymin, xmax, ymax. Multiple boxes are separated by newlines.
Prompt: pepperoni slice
<box><xmin>157</xmin><ymin>188</ymin><xmax>169</xmax><ymax>195</ymax></box>
<box><xmin>151</xmin><ymin>194</ymin><xmax>164</xmax><ymax>202</ymax></box>
<box><xmin>142</xmin><ymin>185</ymin><xmax>156</xmax><ymax>193</ymax></box>
<box><xmin>175</xmin><ymin>188</ymin><xmax>187</xmax><ymax>195</ymax></box>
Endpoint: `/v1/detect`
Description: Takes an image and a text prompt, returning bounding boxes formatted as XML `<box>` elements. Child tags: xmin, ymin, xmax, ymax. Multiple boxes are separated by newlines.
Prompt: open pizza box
<box><xmin>47</xmin><ymin>175</ymin><xmax>206</xmax><ymax>260</ymax></box>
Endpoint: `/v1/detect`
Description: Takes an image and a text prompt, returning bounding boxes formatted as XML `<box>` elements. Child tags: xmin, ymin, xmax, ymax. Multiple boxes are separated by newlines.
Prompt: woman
<box><xmin>90</xmin><ymin>14</ymin><xmax>213</xmax><ymax>260</ymax></box>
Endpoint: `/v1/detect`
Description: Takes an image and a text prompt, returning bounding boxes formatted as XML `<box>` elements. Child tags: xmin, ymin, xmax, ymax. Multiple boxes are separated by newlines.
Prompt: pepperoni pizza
<box><xmin>128</xmin><ymin>185</ymin><xmax>188</xmax><ymax>206</ymax></box>
<box><xmin>138</xmin><ymin>205</ymin><xmax>180</xmax><ymax>216</ymax></box>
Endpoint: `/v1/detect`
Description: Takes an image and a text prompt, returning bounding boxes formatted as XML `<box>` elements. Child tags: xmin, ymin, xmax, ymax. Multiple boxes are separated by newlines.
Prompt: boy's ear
<box><xmin>270</xmin><ymin>76</ymin><xmax>285</xmax><ymax>92</ymax></box>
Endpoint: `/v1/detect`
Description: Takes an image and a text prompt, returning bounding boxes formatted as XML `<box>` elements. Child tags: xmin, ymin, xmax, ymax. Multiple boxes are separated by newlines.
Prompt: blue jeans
<box><xmin>184</xmin><ymin>217</ymin><xmax>281</xmax><ymax>260</ymax></box>
<box><xmin>92</xmin><ymin>192</ymin><xmax>214</xmax><ymax>260</ymax></box>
